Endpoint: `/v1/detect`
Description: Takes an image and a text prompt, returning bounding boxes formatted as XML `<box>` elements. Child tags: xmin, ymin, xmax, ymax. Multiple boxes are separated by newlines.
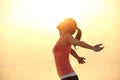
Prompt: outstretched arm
<box><xmin>70</xmin><ymin>48</ymin><xmax>86</xmax><ymax>64</ymax></box>
<box><xmin>67</xmin><ymin>34</ymin><xmax>104</xmax><ymax>52</ymax></box>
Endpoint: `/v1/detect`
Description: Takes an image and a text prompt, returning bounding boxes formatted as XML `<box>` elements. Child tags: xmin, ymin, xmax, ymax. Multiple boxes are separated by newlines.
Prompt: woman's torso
<box><xmin>53</xmin><ymin>35</ymin><xmax>74</xmax><ymax>77</ymax></box>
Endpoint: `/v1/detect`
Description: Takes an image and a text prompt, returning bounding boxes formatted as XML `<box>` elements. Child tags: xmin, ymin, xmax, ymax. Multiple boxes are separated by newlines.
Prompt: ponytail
<box><xmin>75</xmin><ymin>28</ymin><xmax>82</xmax><ymax>40</ymax></box>
<box><xmin>74</xmin><ymin>28</ymin><xmax>82</xmax><ymax>49</ymax></box>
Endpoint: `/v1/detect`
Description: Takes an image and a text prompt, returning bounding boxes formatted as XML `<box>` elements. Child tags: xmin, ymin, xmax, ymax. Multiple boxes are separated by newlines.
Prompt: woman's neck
<box><xmin>59</xmin><ymin>31</ymin><xmax>71</xmax><ymax>37</ymax></box>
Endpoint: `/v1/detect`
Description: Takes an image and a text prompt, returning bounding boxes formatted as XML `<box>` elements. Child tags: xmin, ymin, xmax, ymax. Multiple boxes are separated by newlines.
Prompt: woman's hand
<box><xmin>92</xmin><ymin>44</ymin><xmax>104</xmax><ymax>52</ymax></box>
<box><xmin>77</xmin><ymin>57</ymin><xmax>86</xmax><ymax>64</ymax></box>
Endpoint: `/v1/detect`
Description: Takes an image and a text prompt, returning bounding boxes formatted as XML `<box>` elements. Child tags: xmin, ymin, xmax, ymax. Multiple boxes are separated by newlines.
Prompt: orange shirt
<box><xmin>53</xmin><ymin>35</ymin><xmax>74</xmax><ymax>77</ymax></box>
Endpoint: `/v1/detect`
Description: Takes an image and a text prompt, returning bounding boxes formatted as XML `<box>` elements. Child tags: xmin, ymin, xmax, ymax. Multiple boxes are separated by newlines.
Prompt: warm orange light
<box><xmin>9</xmin><ymin>0</ymin><xmax>104</xmax><ymax>30</ymax></box>
<box><xmin>1</xmin><ymin>0</ymin><xmax>120</xmax><ymax>80</ymax></box>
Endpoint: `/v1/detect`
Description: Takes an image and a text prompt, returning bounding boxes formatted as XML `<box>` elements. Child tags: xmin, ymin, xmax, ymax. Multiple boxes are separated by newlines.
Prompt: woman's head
<box><xmin>57</xmin><ymin>18</ymin><xmax>77</xmax><ymax>34</ymax></box>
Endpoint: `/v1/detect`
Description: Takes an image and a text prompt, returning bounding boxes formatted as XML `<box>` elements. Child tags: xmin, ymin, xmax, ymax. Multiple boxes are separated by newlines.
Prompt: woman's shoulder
<box><xmin>60</xmin><ymin>34</ymin><xmax>73</xmax><ymax>46</ymax></box>
<box><xmin>60</xmin><ymin>33</ymin><xmax>74</xmax><ymax>42</ymax></box>
<box><xmin>65</xmin><ymin>34</ymin><xmax>76</xmax><ymax>45</ymax></box>
<box><xmin>60</xmin><ymin>34</ymin><xmax>72</xmax><ymax>40</ymax></box>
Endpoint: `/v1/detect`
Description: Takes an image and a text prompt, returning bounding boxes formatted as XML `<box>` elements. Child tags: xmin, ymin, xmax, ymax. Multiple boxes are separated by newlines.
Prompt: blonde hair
<box><xmin>57</xmin><ymin>18</ymin><xmax>77</xmax><ymax>33</ymax></box>
<box><xmin>57</xmin><ymin>18</ymin><xmax>82</xmax><ymax>49</ymax></box>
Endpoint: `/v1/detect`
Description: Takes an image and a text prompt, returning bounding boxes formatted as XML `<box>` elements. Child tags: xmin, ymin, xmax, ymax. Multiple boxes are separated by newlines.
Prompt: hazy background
<box><xmin>0</xmin><ymin>0</ymin><xmax>120</xmax><ymax>80</ymax></box>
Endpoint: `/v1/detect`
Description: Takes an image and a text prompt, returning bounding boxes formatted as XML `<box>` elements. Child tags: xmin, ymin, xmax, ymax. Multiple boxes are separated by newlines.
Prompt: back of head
<box><xmin>57</xmin><ymin>18</ymin><xmax>77</xmax><ymax>33</ymax></box>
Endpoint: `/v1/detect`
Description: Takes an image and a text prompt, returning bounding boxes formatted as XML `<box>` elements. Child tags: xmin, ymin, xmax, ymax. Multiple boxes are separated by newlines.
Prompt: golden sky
<box><xmin>0</xmin><ymin>0</ymin><xmax>120</xmax><ymax>80</ymax></box>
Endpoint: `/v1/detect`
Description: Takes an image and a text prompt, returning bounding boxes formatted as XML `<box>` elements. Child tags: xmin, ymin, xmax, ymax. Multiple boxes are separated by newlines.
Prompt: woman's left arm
<box><xmin>70</xmin><ymin>48</ymin><xmax>86</xmax><ymax>64</ymax></box>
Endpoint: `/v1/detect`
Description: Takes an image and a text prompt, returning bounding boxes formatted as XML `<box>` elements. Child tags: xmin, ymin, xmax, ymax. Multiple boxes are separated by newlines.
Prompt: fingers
<box><xmin>97</xmin><ymin>44</ymin><xmax>104</xmax><ymax>48</ymax></box>
<box><xmin>94</xmin><ymin>44</ymin><xmax>104</xmax><ymax>52</ymax></box>
<box><xmin>82</xmin><ymin>57</ymin><xmax>86</xmax><ymax>60</ymax></box>
<box><xmin>82</xmin><ymin>60</ymin><xmax>86</xmax><ymax>64</ymax></box>
<box><xmin>95</xmin><ymin>44</ymin><xmax>103</xmax><ymax>47</ymax></box>
<box><xmin>100</xmin><ymin>46</ymin><xmax>104</xmax><ymax>51</ymax></box>
<box><xmin>78</xmin><ymin>57</ymin><xmax>86</xmax><ymax>64</ymax></box>
<box><xmin>81</xmin><ymin>60</ymin><xmax>86</xmax><ymax>64</ymax></box>
<box><xmin>98</xmin><ymin>44</ymin><xmax>103</xmax><ymax>46</ymax></box>
<box><xmin>95</xmin><ymin>46</ymin><xmax>104</xmax><ymax>52</ymax></box>
<box><xmin>80</xmin><ymin>57</ymin><xmax>85</xmax><ymax>59</ymax></box>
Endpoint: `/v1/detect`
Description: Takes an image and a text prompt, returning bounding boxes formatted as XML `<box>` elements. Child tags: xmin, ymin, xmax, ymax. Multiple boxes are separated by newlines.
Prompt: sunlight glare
<box><xmin>1</xmin><ymin>0</ymin><xmax>120</xmax><ymax>80</ymax></box>
<box><xmin>10</xmin><ymin>0</ymin><xmax>103</xmax><ymax>30</ymax></box>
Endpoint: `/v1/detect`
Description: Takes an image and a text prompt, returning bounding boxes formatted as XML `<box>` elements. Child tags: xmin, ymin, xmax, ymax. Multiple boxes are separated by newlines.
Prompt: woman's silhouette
<box><xmin>53</xmin><ymin>18</ymin><xmax>104</xmax><ymax>80</ymax></box>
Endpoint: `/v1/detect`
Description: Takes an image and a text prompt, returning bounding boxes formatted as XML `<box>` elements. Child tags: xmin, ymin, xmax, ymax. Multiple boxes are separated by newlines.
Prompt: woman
<box><xmin>53</xmin><ymin>18</ymin><xmax>104</xmax><ymax>80</ymax></box>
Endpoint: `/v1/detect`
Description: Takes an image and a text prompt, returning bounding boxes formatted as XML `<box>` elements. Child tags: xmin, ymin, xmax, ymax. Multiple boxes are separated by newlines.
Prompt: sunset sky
<box><xmin>0</xmin><ymin>0</ymin><xmax>120</xmax><ymax>80</ymax></box>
